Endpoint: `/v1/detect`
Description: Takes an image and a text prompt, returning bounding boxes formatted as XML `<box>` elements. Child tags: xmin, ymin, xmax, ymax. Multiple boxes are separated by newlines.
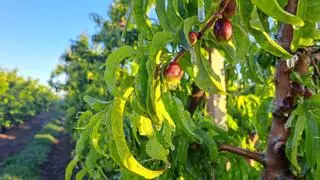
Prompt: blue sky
<box><xmin>0</xmin><ymin>0</ymin><xmax>112</xmax><ymax>85</ymax></box>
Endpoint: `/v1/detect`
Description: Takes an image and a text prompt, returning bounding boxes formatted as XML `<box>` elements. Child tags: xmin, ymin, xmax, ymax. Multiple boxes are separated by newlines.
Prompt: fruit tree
<box><xmin>65</xmin><ymin>0</ymin><xmax>320</xmax><ymax>179</ymax></box>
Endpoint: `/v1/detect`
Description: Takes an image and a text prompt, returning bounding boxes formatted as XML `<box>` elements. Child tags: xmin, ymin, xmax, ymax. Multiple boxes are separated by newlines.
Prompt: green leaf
<box><xmin>205</xmin><ymin>36</ymin><xmax>237</xmax><ymax>64</ymax></box>
<box><xmin>227</xmin><ymin>114</ymin><xmax>239</xmax><ymax>131</ymax></box>
<box><xmin>76</xmin><ymin>110</ymin><xmax>102</xmax><ymax>131</ymax></box>
<box><xmin>85</xmin><ymin>149</ymin><xmax>101</xmax><ymax>177</ymax></box>
<box><xmin>249</xmin><ymin>8</ymin><xmax>293</xmax><ymax>59</ymax></box>
<box><xmin>154</xmin><ymin>120</ymin><xmax>175</xmax><ymax>150</ymax></box>
<box><xmin>173</xmin><ymin>136</ymin><xmax>189</xmax><ymax>168</ymax></box>
<box><xmin>252</xmin><ymin>0</ymin><xmax>304</xmax><ymax>26</ymax></box>
<box><xmin>179</xmin><ymin>53</ymin><xmax>194</xmax><ymax>77</ymax></box>
<box><xmin>129</xmin><ymin>113</ymin><xmax>142</xmax><ymax>144</ymax></box>
<box><xmin>154</xmin><ymin>76</ymin><xmax>176</xmax><ymax>128</ymax></box>
<box><xmin>109</xmin><ymin>139</ymin><xmax>123</xmax><ymax>167</ymax></box>
<box><xmin>197</xmin><ymin>130</ymin><xmax>218</xmax><ymax>162</ymax></box>
<box><xmin>238</xmin><ymin>0</ymin><xmax>254</xmax><ymax>28</ymax></box>
<box><xmin>193</xmin><ymin>44</ymin><xmax>225</xmax><ymax>94</ymax></box>
<box><xmin>65</xmin><ymin>156</ymin><xmax>78</xmax><ymax>180</ymax></box>
<box><xmin>246</xmin><ymin>54</ymin><xmax>264</xmax><ymax>84</ymax></box>
<box><xmin>111</xmin><ymin>90</ymin><xmax>165</xmax><ymax>179</ymax></box>
<box><xmin>84</xmin><ymin>95</ymin><xmax>111</xmax><ymax>111</ymax></box>
<box><xmin>163</xmin><ymin>93</ymin><xmax>202</xmax><ymax>142</ymax></box>
<box><xmin>315</xmin><ymin>163</ymin><xmax>320</xmax><ymax>180</ymax></box>
<box><xmin>237</xmin><ymin>1</ymin><xmax>292</xmax><ymax>58</ymax></box>
<box><xmin>198</xmin><ymin>119</ymin><xmax>230</xmax><ymax>140</ymax></box>
<box><xmin>75</xmin><ymin>168</ymin><xmax>87</xmax><ymax>180</ymax></box>
<box><xmin>91</xmin><ymin>110</ymin><xmax>110</xmax><ymax>158</ymax></box>
<box><xmin>239</xmin><ymin>159</ymin><xmax>249</xmax><ymax>180</ymax></box>
<box><xmin>147</xmin><ymin>32</ymin><xmax>175</xmax><ymax>68</ymax></box>
<box><xmin>285</xmin><ymin>107</ymin><xmax>298</xmax><ymax>128</ymax></box>
<box><xmin>291</xmin><ymin>0</ymin><xmax>320</xmax><ymax>50</ymax></box>
<box><xmin>75</xmin><ymin>130</ymin><xmax>90</xmax><ymax>156</ymax></box>
<box><xmin>304</xmin><ymin>112</ymin><xmax>319</xmax><ymax>167</ymax></box>
<box><xmin>75</xmin><ymin>111</ymin><xmax>93</xmax><ymax>130</ymax></box>
<box><xmin>305</xmin><ymin>93</ymin><xmax>320</xmax><ymax>108</ymax></box>
<box><xmin>233</xmin><ymin>24</ymin><xmax>251</xmax><ymax>62</ymax></box>
<box><xmin>146</xmin><ymin>137</ymin><xmax>169</xmax><ymax>164</ymax></box>
<box><xmin>155</xmin><ymin>0</ymin><xmax>175</xmax><ymax>32</ymax></box>
<box><xmin>134</xmin><ymin>58</ymin><xmax>149</xmax><ymax>114</ymax></box>
<box><xmin>132</xmin><ymin>0</ymin><xmax>151</xmax><ymax>32</ymax></box>
<box><xmin>137</xmin><ymin>114</ymin><xmax>154</xmax><ymax>137</ymax></box>
<box><xmin>130</xmin><ymin>93</ymin><xmax>148</xmax><ymax>116</ymax></box>
<box><xmin>104</xmin><ymin>46</ymin><xmax>134</xmax><ymax>94</ymax></box>
<box><xmin>146</xmin><ymin>32</ymin><xmax>175</xmax><ymax>128</ymax></box>
<box><xmin>289</xmin><ymin>110</ymin><xmax>306</xmax><ymax>171</ymax></box>
<box><xmin>166</xmin><ymin>1</ymin><xmax>183</xmax><ymax>29</ymax></box>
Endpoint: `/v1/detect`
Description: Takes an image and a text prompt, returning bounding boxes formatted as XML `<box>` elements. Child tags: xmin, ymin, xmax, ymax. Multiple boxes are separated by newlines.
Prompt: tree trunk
<box><xmin>262</xmin><ymin>0</ymin><xmax>302</xmax><ymax>179</ymax></box>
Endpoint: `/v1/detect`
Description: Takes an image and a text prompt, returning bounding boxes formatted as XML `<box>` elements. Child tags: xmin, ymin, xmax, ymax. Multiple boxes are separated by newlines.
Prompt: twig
<box><xmin>199</xmin><ymin>0</ymin><xmax>230</xmax><ymax>37</ymax></box>
<box><xmin>182</xmin><ymin>0</ymin><xmax>232</xmax><ymax>114</ymax></box>
<box><xmin>174</xmin><ymin>0</ymin><xmax>233</xmax><ymax>62</ymax></box>
<box><xmin>219</xmin><ymin>144</ymin><xmax>265</xmax><ymax>165</ymax></box>
<box><xmin>173</xmin><ymin>50</ymin><xmax>186</xmax><ymax>63</ymax></box>
<box><xmin>311</xmin><ymin>57</ymin><xmax>320</xmax><ymax>77</ymax></box>
<box><xmin>188</xmin><ymin>86</ymin><xmax>205</xmax><ymax>114</ymax></box>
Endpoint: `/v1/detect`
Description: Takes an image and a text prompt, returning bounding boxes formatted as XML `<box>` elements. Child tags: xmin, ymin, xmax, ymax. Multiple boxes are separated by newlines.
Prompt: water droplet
<box><xmin>198</xmin><ymin>0</ymin><xmax>205</xmax><ymax>22</ymax></box>
<box><xmin>170</xmin><ymin>145</ymin><xmax>175</xmax><ymax>151</ymax></box>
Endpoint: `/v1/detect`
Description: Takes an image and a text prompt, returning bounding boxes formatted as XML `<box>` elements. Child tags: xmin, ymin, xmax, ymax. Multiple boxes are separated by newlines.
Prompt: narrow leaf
<box><xmin>132</xmin><ymin>0</ymin><xmax>152</xmax><ymax>32</ymax></box>
<box><xmin>104</xmin><ymin>46</ymin><xmax>134</xmax><ymax>94</ymax></box>
<box><xmin>252</xmin><ymin>0</ymin><xmax>304</xmax><ymax>26</ymax></box>
<box><xmin>290</xmin><ymin>111</ymin><xmax>306</xmax><ymax>171</ymax></box>
<box><xmin>249</xmin><ymin>8</ymin><xmax>293</xmax><ymax>59</ymax></box>
<box><xmin>111</xmin><ymin>93</ymin><xmax>165</xmax><ymax>179</ymax></box>
<box><xmin>65</xmin><ymin>156</ymin><xmax>78</xmax><ymax>180</ymax></box>
<box><xmin>193</xmin><ymin>44</ymin><xmax>225</xmax><ymax>94</ymax></box>
<box><xmin>84</xmin><ymin>95</ymin><xmax>111</xmax><ymax>111</ymax></box>
<box><xmin>155</xmin><ymin>0</ymin><xmax>175</xmax><ymax>32</ymax></box>
<box><xmin>146</xmin><ymin>137</ymin><xmax>169</xmax><ymax>164</ymax></box>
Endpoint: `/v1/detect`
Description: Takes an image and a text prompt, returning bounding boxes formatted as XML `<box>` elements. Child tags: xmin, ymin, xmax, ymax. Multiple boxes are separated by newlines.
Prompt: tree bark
<box><xmin>219</xmin><ymin>144</ymin><xmax>265</xmax><ymax>164</ymax></box>
<box><xmin>262</xmin><ymin>0</ymin><xmax>301</xmax><ymax>179</ymax></box>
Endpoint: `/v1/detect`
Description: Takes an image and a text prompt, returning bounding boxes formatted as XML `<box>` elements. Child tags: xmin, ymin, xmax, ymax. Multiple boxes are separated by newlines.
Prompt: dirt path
<box><xmin>41</xmin><ymin>132</ymin><xmax>75</xmax><ymax>180</ymax></box>
<box><xmin>0</xmin><ymin>111</ymin><xmax>57</xmax><ymax>162</ymax></box>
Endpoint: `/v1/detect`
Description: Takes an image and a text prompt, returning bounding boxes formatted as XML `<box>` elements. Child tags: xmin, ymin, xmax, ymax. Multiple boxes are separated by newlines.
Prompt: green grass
<box><xmin>0</xmin><ymin>119</ymin><xmax>64</xmax><ymax>180</ymax></box>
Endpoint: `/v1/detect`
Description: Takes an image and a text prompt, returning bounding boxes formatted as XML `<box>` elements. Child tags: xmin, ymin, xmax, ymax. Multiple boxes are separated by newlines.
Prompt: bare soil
<box><xmin>0</xmin><ymin>111</ymin><xmax>56</xmax><ymax>162</ymax></box>
<box><xmin>41</xmin><ymin>133</ymin><xmax>75</xmax><ymax>180</ymax></box>
<box><xmin>0</xmin><ymin>110</ymin><xmax>75</xmax><ymax>179</ymax></box>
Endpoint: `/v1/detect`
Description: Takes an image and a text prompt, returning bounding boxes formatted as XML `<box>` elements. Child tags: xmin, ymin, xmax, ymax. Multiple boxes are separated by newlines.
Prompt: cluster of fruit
<box><xmin>165</xmin><ymin>0</ymin><xmax>236</xmax><ymax>85</ymax></box>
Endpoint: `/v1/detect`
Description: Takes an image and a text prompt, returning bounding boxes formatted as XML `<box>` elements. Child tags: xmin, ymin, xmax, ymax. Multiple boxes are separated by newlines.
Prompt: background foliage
<box><xmin>0</xmin><ymin>68</ymin><xmax>58</xmax><ymax>130</ymax></box>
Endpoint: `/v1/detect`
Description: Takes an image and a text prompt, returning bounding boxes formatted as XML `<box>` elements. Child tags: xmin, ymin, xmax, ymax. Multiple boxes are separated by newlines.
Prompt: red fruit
<box><xmin>213</xmin><ymin>18</ymin><xmax>233</xmax><ymax>42</ymax></box>
<box><xmin>189</xmin><ymin>32</ymin><xmax>198</xmax><ymax>46</ymax></box>
<box><xmin>304</xmin><ymin>88</ymin><xmax>313</xmax><ymax>98</ymax></box>
<box><xmin>221</xmin><ymin>0</ymin><xmax>237</xmax><ymax>18</ymax></box>
<box><xmin>291</xmin><ymin>82</ymin><xmax>305</xmax><ymax>96</ymax></box>
<box><xmin>165</xmin><ymin>61</ymin><xmax>184</xmax><ymax>83</ymax></box>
